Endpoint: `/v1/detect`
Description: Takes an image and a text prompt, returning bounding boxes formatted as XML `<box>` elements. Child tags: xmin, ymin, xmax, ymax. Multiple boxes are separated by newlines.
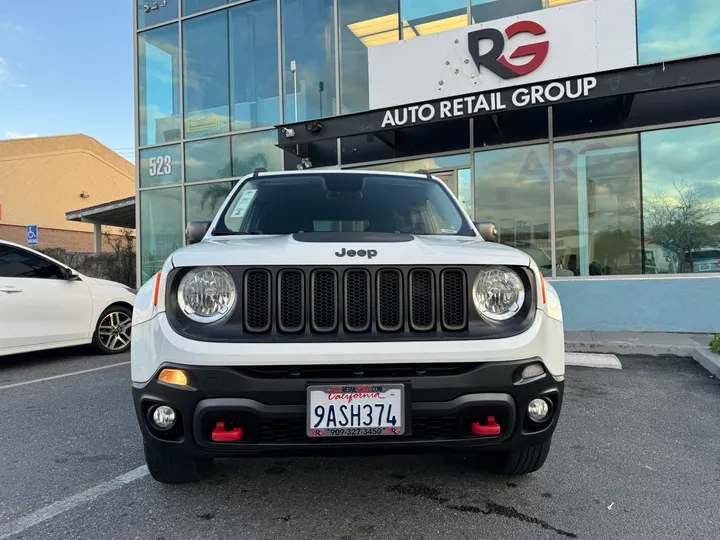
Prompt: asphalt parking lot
<box><xmin>1</xmin><ymin>350</ymin><xmax>718</xmax><ymax>540</ymax></box>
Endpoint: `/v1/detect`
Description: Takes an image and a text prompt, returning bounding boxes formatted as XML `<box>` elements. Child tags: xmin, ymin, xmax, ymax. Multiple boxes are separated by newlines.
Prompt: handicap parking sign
<box><xmin>26</xmin><ymin>225</ymin><xmax>38</xmax><ymax>246</ymax></box>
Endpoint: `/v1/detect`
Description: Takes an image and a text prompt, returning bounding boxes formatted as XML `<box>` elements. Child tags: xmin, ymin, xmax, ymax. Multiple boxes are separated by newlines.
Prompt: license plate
<box><xmin>307</xmin><ymin>384</ymin><xmax>405</xmax><ymax>437</ymax></box>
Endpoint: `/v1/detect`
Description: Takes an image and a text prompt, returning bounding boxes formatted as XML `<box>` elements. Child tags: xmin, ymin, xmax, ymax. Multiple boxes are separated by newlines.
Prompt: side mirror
<box><xmin>186</xmin><ymin>220</ymin><xmax>211</xmax><ymax>245</ymax></box>
<box><xmin>474</xmin><ymin>221</ymin><xmax>498</xmax><ymax>242</ymax></box>
<box><xmin>60</xmin><ymin>267</ymin><xmax>81</xmax><ymax>281</ymax></box>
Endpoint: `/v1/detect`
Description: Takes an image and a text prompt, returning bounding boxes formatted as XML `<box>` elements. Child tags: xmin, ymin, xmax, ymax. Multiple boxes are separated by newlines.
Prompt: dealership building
<box><xmin>134</xmin><ymin>0</ymin><xmax>720</xmax><ymax>332</ymax></box>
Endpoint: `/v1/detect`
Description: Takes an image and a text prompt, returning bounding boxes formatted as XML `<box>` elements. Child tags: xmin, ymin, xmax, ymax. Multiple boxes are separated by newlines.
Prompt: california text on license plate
<box><xmin>307</xmin><ymin>384</ymin><xmax>405</xmax><ymax>437</ymax></box>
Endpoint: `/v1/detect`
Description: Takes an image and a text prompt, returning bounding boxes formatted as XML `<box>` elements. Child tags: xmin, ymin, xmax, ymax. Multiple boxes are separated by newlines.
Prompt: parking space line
<box><xmin>0</xmin><ymin>465</ymin><xmax>149</xmax><ymax>540</ymax></box>
<box><xmin>0</xmin><ymin>361</ymin><xmax>130</xmax><ymax>390</ymax></box>
<box><xmin>566</xmin><ymin>353</ymin><xmax>622</xmax><ymax>369</ymax></box>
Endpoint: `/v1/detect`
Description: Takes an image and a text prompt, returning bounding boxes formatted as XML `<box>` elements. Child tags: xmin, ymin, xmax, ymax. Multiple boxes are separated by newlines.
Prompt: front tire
<box><xmin>93</xmin><ymin>305</ymin><xmax>132</xmax><ymax>355</ymax></box>
<box><xmin>143</xmin><ymin>441</ymin><xmax>213</xmax><ymax>484</ymax></box>
<box><xmin>482</xmin><ymin>439</ymin><xmax>552</xmax><ymax>475</ymax></box>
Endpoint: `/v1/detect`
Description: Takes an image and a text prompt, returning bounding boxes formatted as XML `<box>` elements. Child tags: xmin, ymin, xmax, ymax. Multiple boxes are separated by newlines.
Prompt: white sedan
<box><xmin>0</xmin><ymin>240</ymin><xmax>136</xmax><ymax>356</ymax></box>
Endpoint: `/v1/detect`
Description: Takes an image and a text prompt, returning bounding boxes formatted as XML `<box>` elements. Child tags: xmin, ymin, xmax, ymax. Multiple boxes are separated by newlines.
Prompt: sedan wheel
<box><xmin>94</xmin><ymin>306</ymin><xmax>132</xmax><ymax>354</ymax></box>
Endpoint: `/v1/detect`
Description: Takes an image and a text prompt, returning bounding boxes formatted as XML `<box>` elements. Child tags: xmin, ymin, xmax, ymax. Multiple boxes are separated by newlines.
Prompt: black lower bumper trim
<box><xmin>133</xmin><ymin>358</ymin><xmax>563</xmax><ymax>458</ymax></box>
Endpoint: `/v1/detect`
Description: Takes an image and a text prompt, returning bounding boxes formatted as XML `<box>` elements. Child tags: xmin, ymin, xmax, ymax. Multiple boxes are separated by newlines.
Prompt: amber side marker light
<box><xmin>158</xmin><ymin>369</ymin><xmax>189</xmax><ymax>387</ymax></box>
<box><xmin>152</xmin><ymin>272</ymin><xmax>162</xmax><ymax>307</ymax></box>
<box><xmin>540</xmin><ymin>275</ymin><xmax>547</xmax><ymax>304</ymax></box>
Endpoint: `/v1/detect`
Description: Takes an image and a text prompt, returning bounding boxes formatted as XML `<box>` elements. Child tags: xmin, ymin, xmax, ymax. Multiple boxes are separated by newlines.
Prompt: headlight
<box><xmin>177</xmin><ymin>267</ymin><xmax>236</xmax><ymax>323</ymax></box>
<box><xmin>472</xmin><ymin>266</ymin><xmax>525</xmax><ymax>321</ymax></box>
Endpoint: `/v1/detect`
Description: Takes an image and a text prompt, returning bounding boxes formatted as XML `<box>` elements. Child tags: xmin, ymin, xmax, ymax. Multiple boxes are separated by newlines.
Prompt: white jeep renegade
<box><xmin>131</xmin><ymin>169</ymin><xmax>565</xmax><ymax>484</ymax></box>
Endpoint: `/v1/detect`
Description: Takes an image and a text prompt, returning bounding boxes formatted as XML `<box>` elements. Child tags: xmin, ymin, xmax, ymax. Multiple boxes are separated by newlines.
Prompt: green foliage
<box><xmin>41</xmin><ymin>228</ymin><xmax>136</xmax><ymax>288</ymax></box>
<box><xmin>710</xmin><ymin>334</ymin><xmax>720</xmax><ymax>355</ymax></box>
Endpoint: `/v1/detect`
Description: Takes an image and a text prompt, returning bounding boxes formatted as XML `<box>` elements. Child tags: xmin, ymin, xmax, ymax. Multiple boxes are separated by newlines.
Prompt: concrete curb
<box><xmin>565</xmin><ymin>341</ymin><xmax>696</xmax><ymax>357</ymax></box>
<box><xmin>565</xmin><ymin>338</ymin><xmax>720</xmax><ymax>378</ymax></box>
<box><xmin>691</xmin><ymin>347</ymin><xmax>720</xmax><ymax>378</ymax></box>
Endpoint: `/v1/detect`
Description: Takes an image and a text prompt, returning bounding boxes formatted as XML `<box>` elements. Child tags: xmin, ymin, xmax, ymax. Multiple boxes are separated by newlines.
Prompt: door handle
<box><xmin>0</xmin><ymin>286</ymin><xmax>22</xmax><ymax>294</ymax></box>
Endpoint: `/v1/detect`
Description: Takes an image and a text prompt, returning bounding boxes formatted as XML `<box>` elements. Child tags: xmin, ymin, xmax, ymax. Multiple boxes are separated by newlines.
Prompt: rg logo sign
<box><xmin>468</xmin><ymin>21</ymin><xmax>549</xmax><ymax>80</ymax></box>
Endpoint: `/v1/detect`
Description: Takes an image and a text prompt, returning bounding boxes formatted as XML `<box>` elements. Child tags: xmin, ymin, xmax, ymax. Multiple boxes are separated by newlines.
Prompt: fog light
<box><xmin>158</xmin><ymin>369</ymin><xmax>188</xmax><ymax>387</ymax></box>
<box><xmin>151</xmin><ymin>405</ymin><xmax>177</xmax><ymax>430</ymax></box>
<box><xmin>521</xmin><ymin>363</ymin><xmax>545</xmax><ymax>380</ymax></box>
<box><xmin>527</xmin><ymin>398</ymin><xmax>550</xmax><ymax>423</ymax></box>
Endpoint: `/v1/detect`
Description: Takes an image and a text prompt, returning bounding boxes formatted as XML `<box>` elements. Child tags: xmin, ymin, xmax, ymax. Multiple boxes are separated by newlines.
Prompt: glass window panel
<box><xmin>139</xmin><ymin>144</ymin><xmax>182</xmax><ymax>187</ymax></box>
<box><xmin>282</xmin><ymin>0</ymin><xmax>337</xmax><ymax>122</ymax></box>
<box><xmin>339</xmin><ymin>0</ymin><xmax>399</xmax><ymax>114</ymax></box>
<box><xmin>554</xmin><ymin>134</ymin><xmax>641</xmax><ymax>277</ymax></box>
<box><xmin>137</xmin><ymin>0</ymin><xmax>178</xmax><ymax>29</ymax></box>
<box><xmin>140</xmin><ymin>188</ymin><xmax>182</xmax><ymax>283</ymax></box>
<box><xmin>231</xmin><ymin>130</ymin><xmax>282</xmax><ymax>177</ymax></box>
<box><xmin>183</xmin><ymin>12</ymin><xmax>230</xmax><ymax>139</ymax></box>
<box><xmin>186</xmin><ymin>181</ymin><xmax>237</xmax><ymax>223</ymax></box>
<box><xmin>474</xmin><ymin>145</ymin><xmax>552</xmax><ymax>275</ymax></box>
<box><xmin>138</xmin><ymin>25</ymin><xmax>181</xmax><ymax>146</ymax></box>
<box><xmin>642</xmin><ymin>124</ymin><xmax>720</xmax><ymax>275</ymax></box>
<box><xmin>457</xmin><ymin>168</ymin><xmax>472</xmax><ymax>216</ymax></box>
<box><xmin>185</xmin><ymin>137</ymin><xmax>232</xmax><ymax>183</ymax></box>
<box><xmin>637</xmin><ymin>0</ymin><xmax>720</xmax><ymax>64</ymax></box>
<box><xmin>471</xmin><ymin>0</ymin><xmax>543</xmax><ymax>24</ymax></box>
<box><xmin>401</xmin><ymin>0</ymin><xmax>466</xmax><ymax>38</ymax></box>
<box><xmin>229</xmin><ymin>0</ymin><xmax>280</xmax><ymax>131</ymax></box>
<box><xmin>183</xmin><ymin>0</ymin><xmax>226</xmax><ymax>16</ymax></box>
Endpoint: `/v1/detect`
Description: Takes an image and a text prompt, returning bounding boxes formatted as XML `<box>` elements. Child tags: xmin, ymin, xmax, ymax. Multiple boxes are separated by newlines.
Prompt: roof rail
<box><xmin>253</xmin><ymin>167</ymin><xmax>267</xmax><ymax>177</ymax></box>
<box><xmin>415</xmin><ymin>169</ymin><xmax>432</xmax><ymax>178</ymax></box>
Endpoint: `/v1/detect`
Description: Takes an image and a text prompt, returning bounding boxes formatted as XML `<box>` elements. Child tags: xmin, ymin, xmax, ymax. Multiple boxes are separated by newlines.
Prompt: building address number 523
<box><xmin>148</xmin><ymin>155</ymin><xmax>172</xmax><ymax>177</ymax></box>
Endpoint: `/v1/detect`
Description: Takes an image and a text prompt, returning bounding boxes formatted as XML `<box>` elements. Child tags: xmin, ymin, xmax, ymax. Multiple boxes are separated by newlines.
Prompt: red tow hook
<box><xmin>471</xmin><ymin>416</ymin><xmax>501</xmax><ymax>436</ymax></box>
<box><xmin>211</xmin><ymin>421</ymin><xmax>244</xmax><ymax>442</ymax></box>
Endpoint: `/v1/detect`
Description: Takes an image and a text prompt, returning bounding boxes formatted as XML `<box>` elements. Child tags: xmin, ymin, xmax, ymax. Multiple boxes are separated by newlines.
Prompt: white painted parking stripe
<box><xmin>0</xmin><ymin>361</ymin><xmax>130</xmax><ymax>390</ymax></box>
<box><xmin>0</xmin><ymin>465</ymin><xmax>149</xmax><ymax>540</ymax></box>
<box><xmin>565</xmin><ymin>353</ymin><xmax>622</xmax><ymax>370</ymax></box>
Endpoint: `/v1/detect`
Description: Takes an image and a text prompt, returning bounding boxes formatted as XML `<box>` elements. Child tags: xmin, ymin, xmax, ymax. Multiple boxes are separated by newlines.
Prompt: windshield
<box><xmin>214</xmin><ymin>173</ymin><xmax>474</xmax><ymax>236</ymax></box>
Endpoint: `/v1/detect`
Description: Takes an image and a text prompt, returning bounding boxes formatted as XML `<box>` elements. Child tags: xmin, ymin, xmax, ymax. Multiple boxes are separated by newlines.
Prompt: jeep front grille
<box><xmin>377</xmin><ymin>269</ymin><xmax>403</xmax><ymax>332</ymax></box>
<box><xmin>441</xmin><ymin>269</ymin><xmax>467</xmax><ymax>331</ymax></box>
<box><xmin>409</xmin><ymin>269</ymin><xmax>435</xmax><ymax>332</ymax></box>
<box><xmin>167</xmin><ymin>265</ymin><xmax>536</xmax><ymax>342</ymax></box>
<box><xmin>311</xmin><ymin>270</ymin><xmax>338</xmax><ymax>332</ymax></box>
<box><xmin>241</xmin><ymin>267</ymin><xmax>468</xmax><ymax>335</ymax></box>
<box><xmin>344</xmin><ymin>269</ymin><xmax>371</xmax><ymax>332</ymax></box>
<box><xmin>278</xmin><ymin>269</ymin><xmax>304</xmax><ymax>333</ymax></box>
<box><xmin>244</xmin><ymin>270</ymin><xmax>271</xmax><ymax>333</ymax></box>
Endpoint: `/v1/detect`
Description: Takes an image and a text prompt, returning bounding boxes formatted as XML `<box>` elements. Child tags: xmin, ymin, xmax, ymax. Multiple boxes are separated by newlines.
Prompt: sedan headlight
<box><xmin>178</xmin><ymin>267</ymin><xmax>236</xmax><ymax>323</ymax></box>
<box><xmin>472</xmin><ymin>266</ymin><xmax>525</xmax><ymax>321</ymax></box>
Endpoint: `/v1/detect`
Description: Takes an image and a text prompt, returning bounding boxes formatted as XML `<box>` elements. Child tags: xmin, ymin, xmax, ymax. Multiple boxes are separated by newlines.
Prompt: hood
<box><xmin>171</xmin><ymin>233</ymin><xmax>531</xmax><ymax>268</ymax></box>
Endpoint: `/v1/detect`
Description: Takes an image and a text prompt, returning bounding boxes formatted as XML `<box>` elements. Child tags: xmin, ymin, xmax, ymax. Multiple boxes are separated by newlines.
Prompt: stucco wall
<box><xmin>550</xmin><ymin>277</ymin><xmax>720</xmax><ymax>333</ymax></box>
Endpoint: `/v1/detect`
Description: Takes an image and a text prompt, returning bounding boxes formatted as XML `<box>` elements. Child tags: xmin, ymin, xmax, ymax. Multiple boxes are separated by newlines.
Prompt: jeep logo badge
<box><xmin>335</xmin><ymin>248</ymin><xmax>377</xmax><ymax>260</ymax></box>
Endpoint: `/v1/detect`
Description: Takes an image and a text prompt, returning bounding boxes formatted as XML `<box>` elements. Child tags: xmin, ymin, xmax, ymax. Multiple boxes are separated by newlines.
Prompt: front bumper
<box><xmin>133</xmin><ymin>358</ymin><xmax>564</xmax><ymax>458</ymax></box>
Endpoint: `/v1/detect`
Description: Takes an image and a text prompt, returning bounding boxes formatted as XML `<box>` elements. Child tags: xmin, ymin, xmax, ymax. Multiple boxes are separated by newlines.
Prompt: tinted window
<box><xmin>642</xmin><ymin>124</ymin><xmax>720</xmax><ymax>275</ymax></box>
<box><xmin>183</xmin><ymin>11</ymin><xmax>230</xmax><ymax>138</ymax></box>
<box><xmin>282</xmin><ymin>0</ymin><xmax>337</xmax><ymax>122</ymax></box>
<box><xmin>0</xmin><ymin>246</ymin><xmax>65</xmax><ymax>279</ymax></box>
<box><xmin>138</xmin><ymin>24</ymin><xmax>181</xmax><ymax>146</ymax></box>
<box><xmin>140</xmin><ymin>188</ymin><xmax>183</xmax><ymax>283</ymax></box>
<box><xmin>216</xmin><ymin>174</ymin><xmax>473</xmax><ymax>236</ymax></box>
<box><xmin>554</xmin><ymin>134</ymin><xmax>641</xmax><ymax>277</ymax></box>
<box><xmin>637</xmin><ymin>0</ymin><xmax>720</xmax><ymax>63</ymax></box>
<box><xmin>474</xmin><ymin>144</ymin><xmax>551</xmax><ymax>270</ymax></box>
<box><xmin>339</xmin><ymin>0</ymin><xmax>400</xmax><ymax>113</ymax></box>
<box><xmin>230</xmin><ymin>0</ymin><xmax>280</xmax><ymax>130</ymax></box>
